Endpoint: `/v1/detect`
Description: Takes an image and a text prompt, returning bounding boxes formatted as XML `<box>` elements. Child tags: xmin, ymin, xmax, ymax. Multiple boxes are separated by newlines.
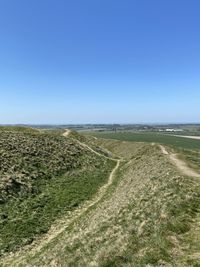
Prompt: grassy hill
<box><xmin>0</xmin><ymin>128</ymin><xmax>114</xmax><ymax>255</ymax></box>
<box><xmin>1</xmin><ymin>129</ymin><xmax>200</xmax><ymax>266</ymax></box>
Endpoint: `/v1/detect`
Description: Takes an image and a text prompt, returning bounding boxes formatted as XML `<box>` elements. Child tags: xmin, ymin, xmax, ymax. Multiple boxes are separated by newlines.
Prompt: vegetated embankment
<box><xmin>0</xmin><ymin>128</ymin><xmax>115</xmax><ymax>258</ymax></box>
<box><xmin>2</xmin><ymin>134</ymin><xmax>200</xmax><ymax>266</ymax></box>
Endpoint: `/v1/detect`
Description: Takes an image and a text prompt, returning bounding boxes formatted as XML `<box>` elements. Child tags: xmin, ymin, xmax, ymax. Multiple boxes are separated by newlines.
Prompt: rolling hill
<box><xmin>0</xmin><ymin>128</ymin><xmax>200</xmax><ymax>266</ymax></box>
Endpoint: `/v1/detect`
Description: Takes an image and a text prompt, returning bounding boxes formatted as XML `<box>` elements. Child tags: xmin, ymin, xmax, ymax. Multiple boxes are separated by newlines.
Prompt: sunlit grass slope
<box><xmin>0</xmin><ymin>128</ymin><xmax>114</xmax><ymax>255</ymax></box>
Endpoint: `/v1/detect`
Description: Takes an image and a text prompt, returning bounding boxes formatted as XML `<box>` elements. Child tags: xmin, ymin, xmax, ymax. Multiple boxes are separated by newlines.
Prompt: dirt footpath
<box><xmin>159</xmin><ymin>145</ymin><xmax>200</xmax><ymax>178</ymax></box>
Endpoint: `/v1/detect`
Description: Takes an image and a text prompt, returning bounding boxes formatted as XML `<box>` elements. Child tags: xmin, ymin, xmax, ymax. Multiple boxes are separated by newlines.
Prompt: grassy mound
<box><xmin>0</xmin><ymin>128</ymin><xmax>114</xmax><ymax>255</ymax></box>
<box><xmin>1</xmin><ymin>134</ymin><xmax>200</xmax><ymax>266</ymax></box>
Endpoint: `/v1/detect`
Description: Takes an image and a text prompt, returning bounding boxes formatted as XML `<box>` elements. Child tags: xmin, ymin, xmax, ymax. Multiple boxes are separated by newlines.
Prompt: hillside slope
<box><xmin>0</xmin><ymin>128</ymin><xmax>115</xmax><ymax>256</ymax></box>
<box><xmin>1</xmin><ymin>136</ymin><xmax>200</xmax><ymax>266</ymax></box>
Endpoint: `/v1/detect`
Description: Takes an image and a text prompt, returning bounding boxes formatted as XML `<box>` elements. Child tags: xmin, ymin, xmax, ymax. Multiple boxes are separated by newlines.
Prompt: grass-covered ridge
<box><xmin>2</xmin><ymin>139</ymin><xmax>200</xmax><ymax>266</ymax></box>
<box><xmin>0</xmin><ymin>128</ymin><xmax>115</xmax><ymax>255</ymax></box>
<box><xmin>1</xmin><ymin>130</ymin><xmax>200</xmax><ymax>266</ymax></box>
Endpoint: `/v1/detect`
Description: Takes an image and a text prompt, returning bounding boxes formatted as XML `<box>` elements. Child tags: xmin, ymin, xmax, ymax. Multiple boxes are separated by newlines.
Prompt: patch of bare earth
<box><xmin>62</xmin><ymin>129</ymin><xmax>71</xmax><ymax>137</ymax></box>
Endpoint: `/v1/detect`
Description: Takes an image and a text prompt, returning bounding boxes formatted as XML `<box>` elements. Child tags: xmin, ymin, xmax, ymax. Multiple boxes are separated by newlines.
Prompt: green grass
<box><xmin>0</xmin><ymin>128</ymin><xmax>115</xmax><ymax>255</ymax></box>
<box><xmin>0</xmin><ymin>160</ymin><xmax>114</xmax><ymax>254</ymax></box>
<box><xmin>88</xmin><ymin>131</ymin><xmax>200</xmax><ymax>150</ymax></box>
<box><xmin>1</xmin><ymin>129</ymin><xmax>200</xmax><ymax>266</ymax></box>
<box><xmin>176</xmin><ymin>148</ymin><xmax>200</xmax><ymax>173</ymax></box>
<box><xmin>0</xmin><ymin>126</ymin><xmax>39</xmax><ymax>134</ymax></box>
<box><xmin>15</xmin><ymin>143</ymin><xmax>200</xmax><ymax>267</ymax></box>
<box><xmin>96</xmin><ymin>144</ymin><xmax>200</xmax><ymax>267</ymax></box>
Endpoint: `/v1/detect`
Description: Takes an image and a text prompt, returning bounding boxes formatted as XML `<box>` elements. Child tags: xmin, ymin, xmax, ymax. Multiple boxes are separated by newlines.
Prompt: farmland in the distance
<box><xmin>87</xmin><ymin>131</ymin><xmax>200</xmax><ymax>150</ymax></box>
<box><xmin>87</xmin><ymin>131</ymin><xmax>200</xmax><ymax>173</ymax></box>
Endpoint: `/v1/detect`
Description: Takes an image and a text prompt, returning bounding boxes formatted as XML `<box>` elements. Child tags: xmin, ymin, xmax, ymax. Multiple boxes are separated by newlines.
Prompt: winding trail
<box><xmin>159</xmin><ymin>145</ymin><xmax>200</xmax><ymax>178</ymax></box>
<box><xmin>2</xmin><ymin>131</ymin><xmax>121</xmax><ymax>266</ymax></box>
<box><xmin>26</xmin><ymin>159</ymin><xmax>120</xmax><ymax>255</ymax></box>
<box><xmin>3</xmin><ymin>135</ymin><xmax>200</xmax><ymax>266</ymax></box>
<box><xmin>62</xmin><ymin>129</ymin><xmax>71</xmax><ymax>137</ymax></box>
<box><xmin>63</xmin><ymin>129</ymin><xmax>114</xmax><ymax>160</ymax></box>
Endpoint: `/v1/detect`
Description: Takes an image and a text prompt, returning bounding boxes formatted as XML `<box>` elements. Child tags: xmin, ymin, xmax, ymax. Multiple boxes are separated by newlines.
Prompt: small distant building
<box><xmin>166</xmin><ymin>129</ymin><xmax>175</xmax><ymax>132</ymax></box>
<box><xmin>165</xmin><ymin>128</ymin><xmax>183</xmax><ymax>132</ymax></box>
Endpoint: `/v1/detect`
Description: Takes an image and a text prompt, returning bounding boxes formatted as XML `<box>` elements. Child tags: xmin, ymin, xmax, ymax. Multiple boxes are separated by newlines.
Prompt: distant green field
<box><xmin>88</xmin><ymin>131</ymin><xmax>200</xmax><ymax>150</ymax></box>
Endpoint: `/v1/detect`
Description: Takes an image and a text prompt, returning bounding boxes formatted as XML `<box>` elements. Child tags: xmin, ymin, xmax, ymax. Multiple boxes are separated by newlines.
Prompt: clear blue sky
<box><xmin>0</xmin><ymin>0</ymin><xmax>200</xmax><ymax>124</ymax></box>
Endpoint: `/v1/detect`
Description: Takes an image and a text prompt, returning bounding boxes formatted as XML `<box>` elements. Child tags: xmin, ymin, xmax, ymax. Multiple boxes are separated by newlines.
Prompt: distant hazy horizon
<box><xmin>0</xmin><ymin>0</ymin><xmax>200</xmax><ymax>124</ymax></box>
<box><xmin>0</xmin><ymin>122</ymin><xmax>200</xmax><ymax>127</ymax></box>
